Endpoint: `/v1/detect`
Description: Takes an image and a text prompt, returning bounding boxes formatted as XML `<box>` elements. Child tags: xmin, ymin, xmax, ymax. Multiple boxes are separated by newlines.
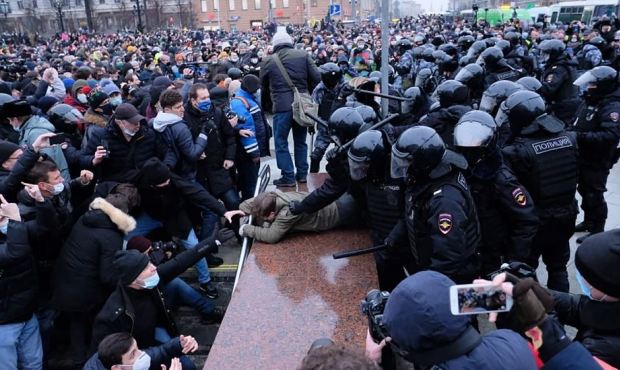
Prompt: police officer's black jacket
<box><xmin>388</xmin><ymin>170</ymin><xmax>480</xmax><ymax>284</ymax></box>
<box><xmin>503</xmin><ymin>116</ymin><xmax>578</xmax><ymax>216</ymax></box>
<box><xmin>552</xmin><ymin>290</ymin><xmax>620</xmax><ymax>369</ymax></box>
<box><xmin>484</xmin><ymin>63</ymin><xmax>525</xmax><ymax>88</ymax></box>
<box><xmin>572</xmin><ymin>88</ymin><xmax>620</xmax><ymax>169</ymax></box>
<box><xmin>466</xmin><ymin>152</ymin><xmax>538</xmax><ymax>264</ymax></box>
<box><xmin>540</xmin><ymin>55</ymin><xmax>579</xmax><ymax>124</ymax></box>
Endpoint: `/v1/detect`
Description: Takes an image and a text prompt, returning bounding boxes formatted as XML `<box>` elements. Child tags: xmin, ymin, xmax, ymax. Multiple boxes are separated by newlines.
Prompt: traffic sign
<box><xmin>329</xmin><ymin>4</ymin><xmax>341</xmax><ymax>16</ymax></box>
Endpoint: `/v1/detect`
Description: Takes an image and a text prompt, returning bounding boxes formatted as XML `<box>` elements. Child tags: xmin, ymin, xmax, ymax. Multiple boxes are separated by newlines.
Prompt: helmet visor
<box><xmin>479</xmin><ymin>94</ymin><xmax>498</xmax><ymax>114</ymax></box>
<box><xmin>348</xmin><ymin>155</ymin><xmax>371</xmax><ymax>181</ymax></box>
<box><xmin>573</xmin><ymin>70</ymin><xmax>596</xmax><ymax>89</ymax></box>
<box><xmin>494</xmin><ymin>102</ymin><xmax>510</xmax><ymax>127</ymax></box>
<box><xmin>390</xmin><ymin>146</ymin><xmax>411</xmax><ymax>179</ymax></box>
<box><xmin>453</xmin><ymin>122</ymin><xmax>495</xmax><ymax>147</ymax></box>
<box><xmin>454</xmin><ymin>68</ymin><xmax>474</xmax><ymax>84</ymax></box>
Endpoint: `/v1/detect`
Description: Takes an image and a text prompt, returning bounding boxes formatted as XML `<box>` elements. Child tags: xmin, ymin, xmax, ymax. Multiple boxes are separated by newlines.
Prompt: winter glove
<box><xmin>196</xmin><ymin>225</ymin><xmax>235</xmax><ymax>256</ymax></box>
<box><xmin>496</xmin><ymin>277</ymin><xmax>555</xmax><ymax>333</ymax></box>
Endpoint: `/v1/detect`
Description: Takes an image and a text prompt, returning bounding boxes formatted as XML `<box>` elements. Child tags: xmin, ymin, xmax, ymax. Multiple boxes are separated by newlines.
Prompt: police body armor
<box><xmin>405</xmin><ymin>171</ymin><xmax>480</xmax><ymax>283</ymax></box>
<box><xmin>318</xmin><ymin>86</ymin><xmax>340</xmax><ymax>121</ymax></box>
<box><xmin>365</xmin><ymin>178</ymin><xmax>405</xmax><ymax>244</ymax></box>
<box><xmin>573</xmin><ymin>96</ymin><xmax>620</xmax><ymax>167</ymax></box>
<box><xmin>542</xmin><ymin>61</ymin><xmax>578</xmax><ymax>104</ymax></box>
<box><xmin>519</xmin><ymin>129</ymin><xmax>577</xmax><ymax>209</ymax></box>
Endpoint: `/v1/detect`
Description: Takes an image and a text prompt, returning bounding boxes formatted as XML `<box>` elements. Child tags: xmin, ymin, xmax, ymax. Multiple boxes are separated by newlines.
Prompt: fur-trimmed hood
<box><xmin>88</xmin><ymin>197</ymin><xmax>136</xmax><ymax>234</ymax></box>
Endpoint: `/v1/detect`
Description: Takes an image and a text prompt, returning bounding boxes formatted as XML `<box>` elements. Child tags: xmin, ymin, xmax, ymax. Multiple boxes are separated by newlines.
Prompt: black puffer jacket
<box><xmin>0</xmin><ymin>200</ymin><xmax>59</xmax><ymax>324</ymax></box>
<box><xmin>51</xmin><ymin>198</ymin><xmax>136</xmax><ymax>313</ymax></box>
<box><xmin>260</xmin><ymin>43</ymin><xmax>321</xmax><ymax>113</ymax></box>
<box><xmin>0</xmin><ymin>147</ymin><xmax>39</xmax><ymax>202</ymax></box>
<box><xmin>75</xmin><ymin>120</ymin><xmax>167</xmax><ymax>183</ymax></box>
<box><xmin>552</xmin><ymin>290</ymin><xmax>620</xmax><ymax>368</ymax></box>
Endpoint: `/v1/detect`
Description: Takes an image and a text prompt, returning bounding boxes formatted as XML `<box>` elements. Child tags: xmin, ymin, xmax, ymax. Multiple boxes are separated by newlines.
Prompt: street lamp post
<box><xmin>472</xmin><ymin>3</ymin><xmax>478</xmax><ymax>29</ymax></box>
<box><xmin>484</xmin><ymin>8</ymin><xmax>488</xmax><ymax>24</ymax></box>
<box><xmin>52</xmin><ymin>0</ymin><xmax>65</xmax><ymax>33</ymax></box>
<box><xmin>133</xmin><ymin>0</ymin><xmax>143</xmax><ymax>32</ymax></box>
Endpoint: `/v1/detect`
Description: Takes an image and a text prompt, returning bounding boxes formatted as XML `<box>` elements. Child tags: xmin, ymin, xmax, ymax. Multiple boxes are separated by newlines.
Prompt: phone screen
<box><xmin>49</xmin><ymin>134</ymin><xmax>67</xmax><ymax>145</ymax></box>
<box><xmin>451</xmin><ymin>284</ymin><xmax>512</xmax><ymax>315</ymax></box>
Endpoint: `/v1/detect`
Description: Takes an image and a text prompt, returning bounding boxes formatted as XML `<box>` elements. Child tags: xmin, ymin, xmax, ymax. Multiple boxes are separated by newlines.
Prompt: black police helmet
<box><xmin>432</xmin><ymin>35</ymin><xmax>445</xmax><ymax>47</ymax></box>
<box><xmin>401</xmin><ymin>86</ymin><xmax>424</xmax><ymax>115</ymax></box>
<box><xmin>573</xmin><ymin>65</ymin><xmax>619</xmax><ymax>100</ymax></box>
<box><xmin>439</xmin><ymin>43</ymin><xmax>459</xmax><ymax>57</ymax></box>
<box><xmin>412</xmin><ymin>46</ymin><xmax>425</xmax><ymax>59</ymax></box>
<box><xmin>391</xmin><ymin>126</ymin><xmax>467</xmax><ymax>179</ymax></box>
<box><xmin>516</xmin><ymin>76</ymin><xmax>543</xmax><ymax>93</ymax></box>
<box><xmin>348</xmin><ymin>129</ymin><xmax>386</xmax><ymax>181</ymax></box>
<box><xmin>397</xmin><ymin>38</ymin><xmax>413</xmax><ymax>53</ymax></box>
<box><xmin>538</xmin><ymin>39</ymin><xmax>566</xmax><ymax>63</ymax></box>
<box><xmin>454</xmin><ymin>110</ymin><xmax>498</xmax><ymax>165</ymax></box>
<box><xmin>355</xmin><ymin>104</ymin><xmax>378</xmax><ymax>126</ymax></box>
<box><xmin>468</xmin><ymin>41</ymin><xmax>487</xmax><ymax>57</ymax></box>
<box><xmin>436</xmin><ymin>80</ymin><xmax>469</xmax><ymax>107</ymax></box>
<box><xmin>484</xmin><ymin>37</ymin><xmax>498</xmax><ymax>47</ymax></box>
<box><xmin>504</xmin><ymin>31</ymin><xmax>521</xmax><ymax>46</ymax></box>
<box><xmin>328</xmin><ymin>107</ymin><xmax>365</xmax><ymax>143</ymax></box>
<box><xmin>479</xmin><ymin>47</ymin><xmax>504</xmax><ymax>68</ymax></box>
<box><xmin>319</xmin><ymin>62</ymin><xmax>343</xmax><ymax>88</ymax></box>
<box><xmin>414</xmin><ymin>68</ymin><xmax>436</xmax><ymax>94</ymax></box>
<box><xmin>422</xmin><ymin>48</ymin><xmax>435</xmax><ymax>62</ymax></box>
<box><xmin>589</xmin><ymin>36</ymin><xmax>608</xmax><ymax>50</ymax></box>
<box><xmin>455</xmin><ymin>63</ymin><xmax>484</xmax><ymax>89</ymax></box>
<box><xmin>227</xmin><ymin>67</ymin><xmax>243</xmax><ymax>80</ymax></box>
<box><xmin>495</xmin><ymin>90</ymin><xmax>546</xmax><ymax>132</ymax></box>
<box><xmin>480</xmin><ymin>80</ymin><xmax>522</xmax><ymax>115</ymax></box>
<box><xmin>495</xmin><ymin>40</ymin><xmax>512</xmax><ymax>56</ymax></box>
<box><xmin>457</xmin><ymin>35</ymin><xmax>475</xmax><ymax>52</ymax></box>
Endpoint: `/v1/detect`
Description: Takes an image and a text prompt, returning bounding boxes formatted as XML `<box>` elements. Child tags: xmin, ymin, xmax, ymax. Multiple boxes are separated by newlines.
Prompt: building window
<box><xmin>282</xmin><ymin>0</ymin><xmax>288</xmax><ymax>7</ymax></box>
<box><xmin>75</xmin><ymin>0</ymin><xmax>82</xmax><ymax>6</ymax></box>
<box><xmin>269</xmin><ymin>0</ymin><xmax>274</xmax><ymax>8</ymax></box>
<box><xmin>17</xmin><ymin>0</ymin><xmax>23</xmax><ymax>9</ymax></box>
<box><xmin>229</xmin><ymin>0</ymin><xmax>234</xmax><ymax>10</ymax></box>
<box><xmin>311</xmin><ymin>0</ymin><xmax>316</xmax><ymax>7</ymax></box>
<box><xmin>241</xmin><ymin>0</ymin><xmax>247</xmax><ymax>9</ymax></box>
<box><xmin>32</xmin><ymin>0</ymin><xmax>37</xmax><ymax>8</ymax></box>
<box><xmin>99</xmin><ymin>0</ymin><xmax>105</xmax><ymax>4</ymax></box>
<box><xmin>254</xmin><ymin>0</ymin><xmax>260</xmax><ymax>9</ymax></box>
<box><xmin>201</xmin><ymin>0</ymin><xmax>207</xmax><ymax>11</ymax></box>
<box><xmin>213</xmin><ymin>0</ymin><xmax>218</xmax><ymax>10</ymax></box>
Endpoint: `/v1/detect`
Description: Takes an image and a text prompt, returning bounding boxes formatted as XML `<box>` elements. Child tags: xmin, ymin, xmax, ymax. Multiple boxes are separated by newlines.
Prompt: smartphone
<box><xmin>100</xmin><ymin>139</ymin><xmax>109</xmax><ymax>158</ymax></box>
<box><xmin>49</xmin><ymin>133</ymin><xmax>67</xmax><ymax>145</ymax></box>
<box><xmin>449</xmin><ymin>283</ymin><xmax>513</xmax><ymax>315</ymax></box>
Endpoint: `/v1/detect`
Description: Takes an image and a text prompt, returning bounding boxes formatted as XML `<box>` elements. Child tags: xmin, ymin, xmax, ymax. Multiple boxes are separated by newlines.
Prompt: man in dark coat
<box><xmin>0</xmin><ymin>135</ymin><xmax>50</xmax><ymax>202</ymax></box>
<box><xmin>74</xmin><ymin>103</ymin><xmax>168</xmax><ymax>183</ymax></box>
<box><xmin>91</xmin><ymin>228</ymin><xmax>234</xmax><ymax>368</ymax></box>
<box><xmin>51</xmin><ymin>195</ymin><xmax>137</xmax><ymax>365</ymax></box>
<box><xmin>260</xmin><ymin>28</ymin><xmax>320</xmax><ymax>186</ymax></box>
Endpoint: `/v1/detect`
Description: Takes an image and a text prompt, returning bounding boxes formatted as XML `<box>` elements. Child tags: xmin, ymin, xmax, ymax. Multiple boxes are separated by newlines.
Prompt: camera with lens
<box><xmin>148</xmin><ymin>240</ymin><xmax>178</xmax><ymax>265</ymax></box>
<box><xmin>488</xmin><ymin>261</ymin><xmax>537</xmax><ymax>281</ymax></box>
<box><xmin>151</xmin><ymin>240</ymin><xmax>178</xmax><ymax>253</ymax></box>
<box><xmin>360</xmin><ymin>289</ymin><xmax>391</xmax><ymax>343</ymax></box>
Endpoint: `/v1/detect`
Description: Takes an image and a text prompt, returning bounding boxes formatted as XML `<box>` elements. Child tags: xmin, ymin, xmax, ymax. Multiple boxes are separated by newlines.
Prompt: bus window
<box><xmin>593</xmin><ymin>4</ymin><xmax>615</xmax><ymax>18</ymax></box>
<box><xmin>551</xmin><ymin>11</ymin><xmax>558</xmax><ymax>23</ymax></box>
<box><xmin>582</xmin><ymin>9</ymin><xmax>592</xmax><ymax>25</ymax></box>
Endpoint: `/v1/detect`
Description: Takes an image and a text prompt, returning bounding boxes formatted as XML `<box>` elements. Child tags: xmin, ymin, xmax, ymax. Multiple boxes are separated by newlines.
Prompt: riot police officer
<box><xmin>310</xmin><ymin>62</ymin><xmax>346</xmax><ymax>173</ymax></box>
<box><xmin>395</xmin><ymin>38</ymin><xmax>415</xmax><ymax>90</ymax></box>
<box><xmin>538</xmin><ymin>39</ymin><xmax>580</xmax><ymax>125</ymax></box>
<box><xmin>289</xmin><ymin>107</ymin><xmax>364</xmax><ymax>215</ymax></box>
<box><xmin>386</xmin><ymin>126</ymin><xmax>480</xmax><ymax>284</ymax></box>
<box><xmin>480</xmin><ymin>80</ymin><xmax>523</xmax><ymax>147</ymax></box>
<box><xmin>398</xmin><ymin>86</ymin><xmax>432</xmax><ymax>125</ymax></box>
<box><xmin>455</xmin><ymin>63</ymin><xmax>485</xmax><ymax>108</ymax></box>
<box><xmin>479</xmin><ymin>47</ymin><xmax>526</xmax><ymax>88</ymax></box>
<box><xmin>571</xmin><ymin>66</ymin><xmax>620</xmax><ymax>243</ymax></box>
<box><xmin>453</xmin><ymin>110</ymin><xmax>538</xmax><ymax>276</ymax></box>
<box><xmin>516</xmin><ymin>76</ymin><xmax>543</xmax><ymax>94</ymax></box>
<box><xmin>501</xmin><ymin>91</ymin><xmax>578</xmax><ymax>292</ymax></box>
<box><xmin>348</xmin><ymin>130</ymin><xmax>409</xmax><ymax>291</ymax></box>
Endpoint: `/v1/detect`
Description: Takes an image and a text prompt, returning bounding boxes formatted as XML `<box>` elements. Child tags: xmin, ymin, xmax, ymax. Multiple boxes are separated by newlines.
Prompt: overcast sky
<box><xmin>413</xmin><ymin>0</ymin><xmax>450</xmax><ymax>13</ymax></box>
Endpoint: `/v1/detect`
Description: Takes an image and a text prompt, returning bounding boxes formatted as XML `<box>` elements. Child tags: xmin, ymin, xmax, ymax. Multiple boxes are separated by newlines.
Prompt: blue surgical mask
<box><xmin>141</xmin><ymin>272</ymin><xmax>160</xmax><ymax>289</ymax></box>
<box><xmin>110</xmin><ymin>96</ymin><xmax>122</xmax><ymax>106</ymax></box>
<box><xmin>197</xmin><ymin>100</ymin><xmax>212</xmax><ymax>112</ymax></box>
<box><xmin>0</xmin><ymin>223</ymin><xmax>8</xmax><ymax>235</ymax></box>
<box><xmin>51</xmin><ymin>182</ymin><xmax>65</xmax><ymax>195</ymax></box>
<box><xmin>575</xmin><ymin>269</ymin><xmax>592</xmax><ymax>299</ymax></box>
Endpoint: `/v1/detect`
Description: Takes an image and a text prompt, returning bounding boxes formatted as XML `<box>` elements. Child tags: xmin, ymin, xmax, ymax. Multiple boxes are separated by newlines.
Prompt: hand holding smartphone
<box><xmin>450</xmin><ymin>283</ymin><xmax>513</xmax><ymax>315</ymax></box>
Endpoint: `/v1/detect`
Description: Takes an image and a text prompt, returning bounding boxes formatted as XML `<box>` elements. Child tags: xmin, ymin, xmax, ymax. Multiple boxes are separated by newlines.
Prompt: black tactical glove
<box><xmin>196</xmin><ymin>224</ymin><xmax>235</xmax><ymax>256</ymax></box>
<box><xmin>288</xmin><ymin>200</ymin><xmax>303</xmax><ymax>216</ymax></box>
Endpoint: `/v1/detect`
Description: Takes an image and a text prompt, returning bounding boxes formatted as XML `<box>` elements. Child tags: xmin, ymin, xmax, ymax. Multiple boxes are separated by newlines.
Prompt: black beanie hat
<box><xmin>139</xmin><ymin>157</ymin><xmax>171</xmax><ymax>187</ymax></box>
<box><xmin>113</xmin><ymin>250</ymin><xmax>150</xmax><ymax>286</ymax></box>
<box><xmin>2</xmin><ymin>100</ymin><xmax>32</xmax><ymax>118</ymax></box>
<box><xmin>575</xmin><ymin>229</ymin><xmax>620</xmax><ymax>298</ymax></box>
<box><xmin>241</xmin><ymin>74</ymin><xmax>260</xmax><ymax>94</ymax></box>
<box><xmin>0</xmin><ymin>140</ymin><xmax>20</xmax><ymax>164</ymax></box>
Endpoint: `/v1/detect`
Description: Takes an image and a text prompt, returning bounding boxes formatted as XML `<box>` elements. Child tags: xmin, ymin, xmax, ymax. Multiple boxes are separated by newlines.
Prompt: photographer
<box><xmin>365</xmin><ymin>271</ymin><xmax>537</xmax><ymax>369</ymax></box>
<box><xmin>550</xmin><ymin>229</ymin><xmax>620</xmax><ymax>368</ymax></box>
<box><xmin>127</xmin><ymin>236</ymin><xmax>224</xmax><ymax>324</ymax></box>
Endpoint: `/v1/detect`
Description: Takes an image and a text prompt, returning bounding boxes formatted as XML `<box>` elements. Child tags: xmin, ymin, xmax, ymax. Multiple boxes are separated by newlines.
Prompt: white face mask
<box><xmin>50</xmin><ymin>182</ymin><xmax>65</xmax><ymax>195</ymax></box>
<box><xmin>77</xmin><ymin>93</ymin><xmax>88</xmax><ymax>104</ymax></box>
<box><xmin>118</xmin><ymin>351</ymin><xmax>151</xmax><ymax>370</ymax></box>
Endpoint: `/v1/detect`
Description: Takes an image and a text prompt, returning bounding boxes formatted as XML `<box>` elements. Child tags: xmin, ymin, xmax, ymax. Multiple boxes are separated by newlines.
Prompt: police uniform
<box><xmin>388</xmin><ymin>171</ymin><xmax>481</xmax><ymax>284</ymax></box>
<box><xmin>311</xmin><ymin>80</ymin><xmax>346</xmax><ymax>165</ymax></box>
<box><xmin>539</xmin><ymin>57</ymin><xmax>580</xmax><ymax>125</ymax></box>
<box><xmin>503</xmin><ymin>118</ymin><xmax>578</xmax><ymax>292</ymax></box>
<box><xmin>572</xmin><ymin>91</ymin><xmax>620</xmax><ymax>234</ymax></box>
<box><xmin>467</xmin><ymin>154</ymin><xmax>539</xmax><ymax>276</ymax></box>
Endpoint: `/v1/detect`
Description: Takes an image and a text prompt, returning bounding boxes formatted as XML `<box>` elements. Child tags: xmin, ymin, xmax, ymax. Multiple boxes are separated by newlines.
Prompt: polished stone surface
<box><xmin>205</xmin><ymin>175</ymin><xmax>377</xmax><ymax>370</ymax></box>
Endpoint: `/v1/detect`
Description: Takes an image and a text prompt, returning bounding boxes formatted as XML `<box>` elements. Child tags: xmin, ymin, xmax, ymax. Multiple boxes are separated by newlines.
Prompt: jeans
<box><xmin>200</xmin><ymin>188</ymin><xmax>240</xmax><ymax>240</ymax></box>
<box><xmin>127</xmin><ymin>213</ymin><xmax>211</xmax><ymax>284</ymax></box>
<box><xmin>154</xmin><ymin>327</ymin><xmax>196</xmax><ymax>370</ymax></box>
<box><xmin>0</xmin><ymin>314</ymin><xmax>43</xmax><ymax>370</ymax></box>
<box><xmin>273</xmin><ymin>111</ymin><xmax>308</xmax><ymax>181</ymax></box>
<box><xmin>162</xmin><ymin>277</ymin><xmax>215</xmax><ymax>315</ymax></box>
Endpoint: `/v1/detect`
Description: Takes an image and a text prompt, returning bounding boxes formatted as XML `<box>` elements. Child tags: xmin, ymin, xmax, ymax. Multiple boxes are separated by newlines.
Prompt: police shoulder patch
<box><xmin>438</xmin><ymin>213</ymin><xmax>453</xmax><ymax>235</ymax></box>
<box><xmin>512</xmin><ymin>187</ymin><xmax>527</xmax><ymax>207</ymax></box>
<box><xmin>610</xmin><ymin>112</ymin><xmax>619</xmax><ymax>122</ymax></box>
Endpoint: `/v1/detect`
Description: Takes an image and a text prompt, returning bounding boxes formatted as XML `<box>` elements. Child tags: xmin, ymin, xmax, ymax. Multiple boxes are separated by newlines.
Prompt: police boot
<box><xmin>576</xmin><ymin>226</ymin><xmax>604</xmax><ymax>244</ymax></box>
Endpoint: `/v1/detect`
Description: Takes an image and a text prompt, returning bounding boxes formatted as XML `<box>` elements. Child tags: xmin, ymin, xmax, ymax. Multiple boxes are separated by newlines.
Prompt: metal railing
<box><xmin>232</xmin><ymin>164</ymin><xmax>271</xmax><ymax>291</ymax></box>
